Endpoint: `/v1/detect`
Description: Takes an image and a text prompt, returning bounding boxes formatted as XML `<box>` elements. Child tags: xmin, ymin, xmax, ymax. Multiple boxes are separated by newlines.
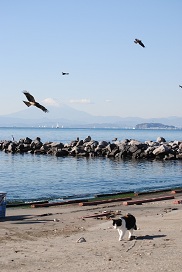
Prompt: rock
<box><xmin>77</xmin><ymin>237</ymin><xmax>86</xmax><ymax>243</ymax></box>
<box><xmin>153</xmin><ymin>145</ymin><xmax>166</xmax><ymax>155</ymax></box>
<box><xmin>7</xmin><ymin>142</ymin><xmax>17</xmax><ymax>153</ymax></box>
<box><xmin>156</xmin><ymin>137</ymin><xmax>166</xmax><ymax>143</ymax></box>
<box><xmin>55</xmin><ymin>149</ymin><xmax>69</xmax><ymax>157</ymax></box>
<box><xmin>23</xmin><ymin>137</ymin><xmax>32</xmax><ymax>144</ymax></box>
<box><xmin>106</xmin><ymin>143</ymin><xmax>117</xmax><ymax>152</ymax></box>
<box><xmin>50</xmin><ymin>142</ymin><xmax>64</xmax><ymax>149</ymax></box>
<box><xmin>31</xmin><ymin>138</ymin><xmax>43</xmax><ymax>149</ymax></box>
<box><xmin>53</xmin><ymin>218</ymin><xmax>60</xmax><ymax>222</ymax></box>
<box><xmin>83</xmin><ymin>136</ymin><xmax>91</xmax><ymax>143</ymax></box>
<box><xmin>98</xmin><ymin>141</ymin><xmax>108</xmax><ymax>148</ymax></box>
<box><xmin>129</xmin><ymin>139</ymin><xmax>142</xmax><ymax>146</ymax></box>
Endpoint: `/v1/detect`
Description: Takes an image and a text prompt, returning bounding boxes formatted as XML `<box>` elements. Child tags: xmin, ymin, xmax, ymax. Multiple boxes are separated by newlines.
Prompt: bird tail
<box><xmin>23</xmin><ymin>101</ymin><xmax>31</xmax><ymax>107</ymax></box>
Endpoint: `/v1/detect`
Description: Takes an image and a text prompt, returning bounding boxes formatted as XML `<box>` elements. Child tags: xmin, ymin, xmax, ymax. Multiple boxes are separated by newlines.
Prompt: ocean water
<box><xmin>0</xmin><ymin>127</ymin><xmax>182</xmax><ymax>202</ymax></box>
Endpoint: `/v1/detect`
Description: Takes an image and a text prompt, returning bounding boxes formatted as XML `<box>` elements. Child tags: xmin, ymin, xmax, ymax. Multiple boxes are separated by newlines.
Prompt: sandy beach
<box><xmin>1</xmin><ymin>192</ymin><xmax>182</xmax><ymax>272</ymax></box>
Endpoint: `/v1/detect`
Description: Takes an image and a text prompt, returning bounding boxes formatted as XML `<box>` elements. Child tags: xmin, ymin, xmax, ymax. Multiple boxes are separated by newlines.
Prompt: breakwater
<box><xmin>1</xmin><ymin>135</ymin><xmax>182</xmax><ymax>160</ymax></box>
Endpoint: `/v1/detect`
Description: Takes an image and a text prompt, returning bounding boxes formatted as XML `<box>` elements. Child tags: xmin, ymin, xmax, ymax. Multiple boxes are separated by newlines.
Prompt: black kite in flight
<box><xmin>62</xmin><ymin>72</ymin><xmax>69</xmax><ymax>75</ymax></box>
<box><xmin>134</xmin><ymin>38</ymin><xmax>145</xmax><ymax>48</ymax></box>
<box><xmin>23</xmin><ymin>91</ymin><xmax>49</xmax><ymax>113</ymax></box>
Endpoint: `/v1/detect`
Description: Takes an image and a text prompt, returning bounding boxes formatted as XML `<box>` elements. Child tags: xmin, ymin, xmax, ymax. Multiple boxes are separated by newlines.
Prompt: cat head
<box><xmin>112</xmin><ymin>218</ymin><xmax>122</xmax><ymax>229</ymax></box>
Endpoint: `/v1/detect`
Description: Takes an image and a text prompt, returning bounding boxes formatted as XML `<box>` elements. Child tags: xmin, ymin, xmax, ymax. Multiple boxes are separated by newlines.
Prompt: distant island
<box><xmin>135</xmin><ymin>123</ymin><xmax>176</xmax><ymax>129</ymax></box>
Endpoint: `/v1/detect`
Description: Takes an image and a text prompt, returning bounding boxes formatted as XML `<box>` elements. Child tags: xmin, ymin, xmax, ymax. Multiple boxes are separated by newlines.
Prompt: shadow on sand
<box><xmin>0</xmin><ymin>214</ymin><xmax>53</xmax><ymax>224</ymax></box>
<box><xmin>136</xmin><ymin>234</ymin><xmax>166</xmax><ymax>240</ymax></box>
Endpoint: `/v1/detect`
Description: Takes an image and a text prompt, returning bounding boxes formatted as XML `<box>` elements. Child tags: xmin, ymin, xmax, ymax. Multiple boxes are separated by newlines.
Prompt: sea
<box><xmin>0</xmin><ymin>127</ymin><xmax>182</xmax><ymax>203</ymax></box>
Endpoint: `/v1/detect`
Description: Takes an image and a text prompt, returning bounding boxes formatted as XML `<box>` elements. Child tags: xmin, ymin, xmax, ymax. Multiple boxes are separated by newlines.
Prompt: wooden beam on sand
<box><xmin>78</xmin><ymin>197</ymin><xmax>132</xmax><ymax>206</ymax></box>
<box><xmin>31</xmin><ymin>199</ymin><xmax>89</xmax><ymax>208</ymax></box>
<box><xmin>171</xmin><ymin>189</ymin><xmax>182</xmax><ymax>194</ymax></box>
<box><xmin>134</xmin><ymin>189</ymin><xmax>171</xmax><ymax>196</ymax></box>
<box><xmin>173</xmin><ymin>199</ymin><xmax>182</xmax><ymax>204</ymax></box>
<box><xmin>81</xmin><ymin>212</ymin><xmax>112</xmax><ymax>218</ymax></box>
<box><xmin>95</xmin><ymin>191</ymin><xmax>134</xmax><ymax>198</ymax></box>
<box><xmin>123</xmin><ymin>195</ymin><xmax>175</xmax><ymax>206</ymax></box>
<box><xmin>7</xmin><ymin>200</ymin><xmax>49</xmax><ymax>208</ymax></box>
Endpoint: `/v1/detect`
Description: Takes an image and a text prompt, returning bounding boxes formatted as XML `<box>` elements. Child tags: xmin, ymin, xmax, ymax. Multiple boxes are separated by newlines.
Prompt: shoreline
<box><xmin>5</xmin><ymin>187</ymin><xmax>182</xmax><ymax>206</ymax></box>
<box><xmin>1</xmin><ymin>190</ymin><xmax>182</xmax><ymax>271</ymax></box>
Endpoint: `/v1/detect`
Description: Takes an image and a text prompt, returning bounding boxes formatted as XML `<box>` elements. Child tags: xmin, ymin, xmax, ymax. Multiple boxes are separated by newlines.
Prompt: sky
<box><xmin>1</xmin><ymin>0</ymin><xmax>182</xmax><ymax>118</ymax></box>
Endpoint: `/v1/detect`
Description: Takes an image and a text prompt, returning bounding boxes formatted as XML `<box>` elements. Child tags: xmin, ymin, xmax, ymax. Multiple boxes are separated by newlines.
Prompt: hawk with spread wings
<box><xmin>22</xmin><ymin>91</ymin><xmax>49</xmax><ymax>113</ymax></box>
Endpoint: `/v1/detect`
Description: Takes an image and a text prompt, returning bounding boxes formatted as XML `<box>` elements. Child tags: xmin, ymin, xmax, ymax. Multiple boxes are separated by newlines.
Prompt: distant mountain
<box><xmin>0</xmin><ymin>104</ymin><xmax>182</xmax><ymax>128</ymax></box>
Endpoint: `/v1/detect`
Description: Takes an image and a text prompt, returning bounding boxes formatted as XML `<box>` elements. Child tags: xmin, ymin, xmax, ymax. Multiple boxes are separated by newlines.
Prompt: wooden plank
<box><xmin>171</xmin><ymin>189</ymin><xmax>182</xmax><ymax>194</ymax></box>
<box><xmin>123</xmin><ymin>195</ymin><xmax>175</xmax><ymax>206</ymax></box>
<box><xmin>79</xmin><ymin>197</ymin><xmax>132</xmax><ymax>206</ymax></box>
<box><xmin>95</xmin><ymin>191</ymin><xmax>134</xmax><ymax>198</ymax></box>
<box><xmin>7</xmin><ymin>200</ymin><xmax>49</xmax><ymax>208</ymax></box>
<box><xmin>31</xmin><ymin>199</ymin><xmax>88</xmax><ymax>208</ymax></box>
<box><xmin>173</xmin><ymin>199</ymin><xmax>182</xmax><ymax>204</ymax></box>
<box><xmin>81</xmin><ymin>212</ymin><xmax>111</xmax><ymax>218</ymax></box>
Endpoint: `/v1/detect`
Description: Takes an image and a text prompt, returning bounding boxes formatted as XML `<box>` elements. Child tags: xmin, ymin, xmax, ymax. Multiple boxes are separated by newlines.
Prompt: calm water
<box><xmin>0</xmin><ymin>127</ymin><xmax>182</xmax><ymax>202</ymax></box>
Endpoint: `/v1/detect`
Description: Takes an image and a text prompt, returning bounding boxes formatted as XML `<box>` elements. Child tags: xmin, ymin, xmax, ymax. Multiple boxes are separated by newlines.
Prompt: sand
<box><xmin>1</xmin><ymin>193</ymin><xmax>182</xmax><ymax>272</ymax></box>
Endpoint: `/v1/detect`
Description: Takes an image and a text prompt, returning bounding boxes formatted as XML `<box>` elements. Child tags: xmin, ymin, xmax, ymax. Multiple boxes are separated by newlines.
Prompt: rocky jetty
<box><xmin>1</xmin><ymin>136</ymin><xmax>182</xmax><ymax>160</ymax></box>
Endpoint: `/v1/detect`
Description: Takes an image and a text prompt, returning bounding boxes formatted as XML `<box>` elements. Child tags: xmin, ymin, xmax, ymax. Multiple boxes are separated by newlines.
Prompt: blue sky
<box><xmin>1</xmin><ymin>0</ymin><xmax>182</xmax><ymax>118</ymax></box>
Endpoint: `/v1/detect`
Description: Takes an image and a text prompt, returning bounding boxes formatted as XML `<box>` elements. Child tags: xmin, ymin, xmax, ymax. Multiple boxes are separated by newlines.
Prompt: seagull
<box><xmin>134</xmin><ymin>38</ymin><xmax>145</xmax><ymax>48</ymax></box>
<box><xmin>62</xmin><ymin>72</ymin><xmax>69</xmax><ymax>75</ymax></box>
<box><xmin>179</xmin><ymin>85</ymin><xmax>182</xmax><ymax>88</ymax></box>
<box><xmin>22</xmin><ymin>91</ymin><xmax>49</xmax><ymax>113</ymax></box>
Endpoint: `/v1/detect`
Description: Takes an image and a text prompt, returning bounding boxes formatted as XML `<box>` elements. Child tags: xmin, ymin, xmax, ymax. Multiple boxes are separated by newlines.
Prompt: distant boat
<box><xmin>56</xmin><ymin>123</ymin><xmax>59</xmax><ymax>128</ymax></box>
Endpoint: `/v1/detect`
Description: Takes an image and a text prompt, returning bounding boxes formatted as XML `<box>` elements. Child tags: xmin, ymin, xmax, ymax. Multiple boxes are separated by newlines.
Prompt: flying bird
<box><xmin>134</xmin><ymin>38</ymin><xmax>145</xmax><ymax>48</ymax></box>
<box><xmin>22</xmin><ymin>91</ymin><xmax>49</xmax><ymax>113</ymax></box>
<box><xmin>179</xmin><ymin>85</ymin><xmax>182</xmax><ymax>88</ymax></box>
<box><xmin>62</xmin><ymin>72</ymin><xmax>69</xmax><ymax>75</ymax></box>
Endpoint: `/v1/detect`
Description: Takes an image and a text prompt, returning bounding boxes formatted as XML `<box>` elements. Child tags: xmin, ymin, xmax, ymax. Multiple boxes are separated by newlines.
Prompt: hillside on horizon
<box><xmin>0</xmin><ymin>104</ymin><xmax>182</xmax><ymax>128</ymax></box>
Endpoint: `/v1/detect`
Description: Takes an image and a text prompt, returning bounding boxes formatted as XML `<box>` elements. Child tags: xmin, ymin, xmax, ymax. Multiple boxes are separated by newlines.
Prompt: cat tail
<box><xmin>134</xmin><ymin>224</ymin><xmax>137</xmax><ymax>230</ymax></box>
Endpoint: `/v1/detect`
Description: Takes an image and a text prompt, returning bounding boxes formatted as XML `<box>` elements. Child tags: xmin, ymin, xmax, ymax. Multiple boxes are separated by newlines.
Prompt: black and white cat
<box><xmin>112</xmin><ymin>213</ymin><xmax>137</xmax><ymax>241</ymax></box>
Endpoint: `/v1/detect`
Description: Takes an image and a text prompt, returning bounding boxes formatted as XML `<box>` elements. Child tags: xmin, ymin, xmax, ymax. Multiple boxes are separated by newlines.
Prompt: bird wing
<box><xmin>138</xmin><ymin>40</ymin><xmax>145</xmax><ymax>47</ymax></box>
<box><xmin>134</xmin><ymin>39</ymin><xmax>145</xmax><ymax>47</ymax></box>
<box><xmin>23</xmin><ymin>101</ymin><xmax>32</xmax><ymax>107</ymax></box>
<box><xmin>23</xmin><ymin>91</ymin><xmax>36</xmax><ymax>102</ymax></box>
<box><xmin>35</xmin><ymin>102</ymin><xmax>49</xmax><ymax>113</ymax></box>
<box><xmin>179</xmin><ymin>85</ymin><xmax>182</xmax><ymax>88</ymax></box>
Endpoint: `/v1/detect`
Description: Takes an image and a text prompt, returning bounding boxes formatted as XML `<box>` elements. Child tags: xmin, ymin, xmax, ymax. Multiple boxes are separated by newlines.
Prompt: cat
<box><xmin>112</xmin><ymin>213</ymin><xmax>137</xmax><ymax>241</ymax></box>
